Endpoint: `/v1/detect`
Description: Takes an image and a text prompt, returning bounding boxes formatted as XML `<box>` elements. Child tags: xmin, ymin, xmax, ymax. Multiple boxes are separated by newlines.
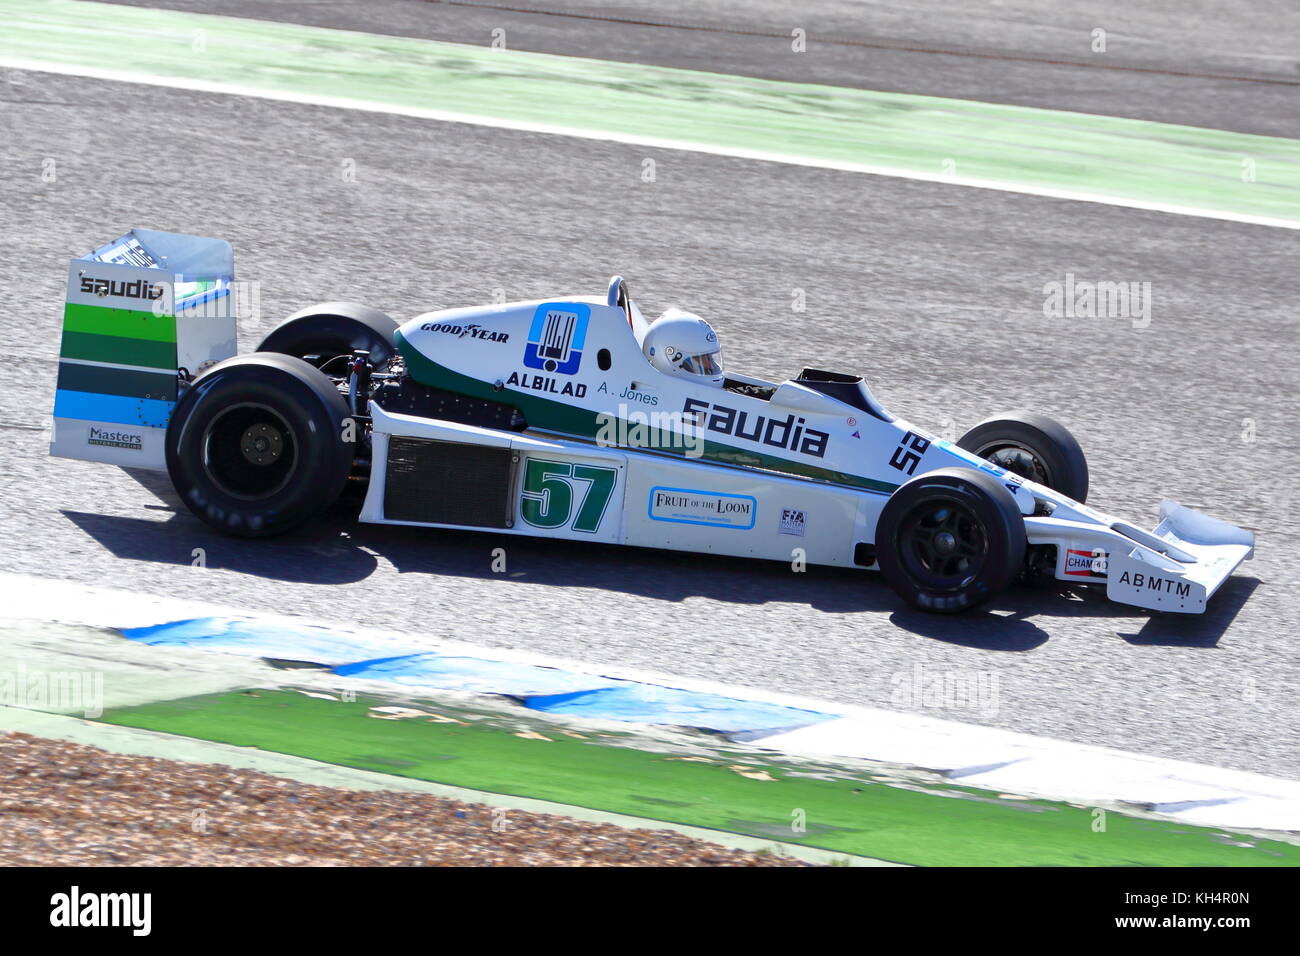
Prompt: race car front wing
<box><xmin>1025</xmin><ymin>500</ymin><xmax>1255</xmax><ymax>613</ymax></box>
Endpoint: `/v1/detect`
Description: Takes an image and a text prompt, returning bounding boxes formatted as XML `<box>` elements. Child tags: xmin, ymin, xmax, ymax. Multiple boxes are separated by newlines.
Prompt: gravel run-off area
<box><xmin>0</xmin><ymin>732</ymin><xmax>810</xmax><ymax>867</ymax></box>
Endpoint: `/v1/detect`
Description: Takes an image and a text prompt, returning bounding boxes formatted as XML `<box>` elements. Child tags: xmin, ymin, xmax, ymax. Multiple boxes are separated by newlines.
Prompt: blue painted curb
<box><xmin>121</xmin><ymin>617</ymin><xmax>835</xmax><ymax>733</ymax></box>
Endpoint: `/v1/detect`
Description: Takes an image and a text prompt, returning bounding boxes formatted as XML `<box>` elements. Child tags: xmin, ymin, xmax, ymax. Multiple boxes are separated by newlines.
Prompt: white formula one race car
<box><xmin>51</xmin><ymin>230</ymin><xmax>1255</xmax><ymax>614</ymax></box>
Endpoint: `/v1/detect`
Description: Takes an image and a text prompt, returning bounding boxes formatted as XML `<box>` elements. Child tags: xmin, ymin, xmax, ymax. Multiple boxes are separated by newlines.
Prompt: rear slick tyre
<box><xmin>256</xmin><ymin>302</ymin><xmax>399</xmax><ymax>369</ymax></box>
<box><xmin>165</xmin><ymin>353</ymin><xmax>354</xmax><ymax>537</ymax></box>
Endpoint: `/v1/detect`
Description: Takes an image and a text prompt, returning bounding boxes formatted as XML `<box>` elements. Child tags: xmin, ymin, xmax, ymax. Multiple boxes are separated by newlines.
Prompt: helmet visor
<box><xmin>680</xmin><ymin>350</ymin><xmax>722</xmax><ymax>377</ymax></box>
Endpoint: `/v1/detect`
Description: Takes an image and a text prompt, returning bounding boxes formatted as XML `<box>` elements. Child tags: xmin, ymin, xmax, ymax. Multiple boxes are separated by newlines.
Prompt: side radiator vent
<box><xmin>384</xmin><ymin>438</ymin><xmax>514</xmax><ymax>527</ymax></box>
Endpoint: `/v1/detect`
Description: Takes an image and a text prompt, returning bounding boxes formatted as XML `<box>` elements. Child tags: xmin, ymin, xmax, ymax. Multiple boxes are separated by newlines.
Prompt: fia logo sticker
<box><xmin>779</xmin><ymin>508</ymin><xmax>807</xmax><ymax>536</ymax></box>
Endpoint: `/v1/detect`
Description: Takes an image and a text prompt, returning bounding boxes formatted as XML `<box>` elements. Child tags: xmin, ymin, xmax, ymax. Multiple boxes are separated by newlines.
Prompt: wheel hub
<box><xmin>985</xmin><ymin>445</ymin><xmax>1046</xmax><ymax>484</ymax></box>
<box><xmin>239</xmin><ymin>423</ymin><xmax>283</xmax><ymax>466</ymax></box>
<box><xmin>898</xmin><ymin>499</ymin><xmax>987</xmax><ymax>584</ymax></box>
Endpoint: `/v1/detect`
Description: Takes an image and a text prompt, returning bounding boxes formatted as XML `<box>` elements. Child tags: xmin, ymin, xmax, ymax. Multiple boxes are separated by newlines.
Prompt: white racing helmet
<box><xmin>643</xmin><ymin>308</ymin><xmax>724</xmax><ymax>386</ymax></box>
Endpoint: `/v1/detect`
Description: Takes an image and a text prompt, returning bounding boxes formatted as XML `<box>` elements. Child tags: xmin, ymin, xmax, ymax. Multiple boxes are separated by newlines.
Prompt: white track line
<box><xmin>3</xmin><ymin>55</ymin><xmax>1297</xmax><ymax>232</ymax></box>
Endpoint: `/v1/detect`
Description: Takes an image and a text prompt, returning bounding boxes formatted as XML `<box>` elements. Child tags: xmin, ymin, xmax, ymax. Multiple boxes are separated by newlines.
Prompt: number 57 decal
<box><xmin>519</xmin><ymin>458</ymin><xmax>619</xmax><ymax>533</ymax></box>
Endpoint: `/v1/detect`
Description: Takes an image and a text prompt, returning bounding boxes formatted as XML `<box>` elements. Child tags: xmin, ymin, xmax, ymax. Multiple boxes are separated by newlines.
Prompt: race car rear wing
<box><xmin>49</xmin><ymin>229</ymin><xmax>237</xmax><ymax>471</ymax></box>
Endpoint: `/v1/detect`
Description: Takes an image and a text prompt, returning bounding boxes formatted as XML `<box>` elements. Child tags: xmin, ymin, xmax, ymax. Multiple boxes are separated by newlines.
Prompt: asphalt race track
<box><xmin>1</xmin><ymin>0</ymin><xmax>1297</xmax><ymax>777</ymax></box>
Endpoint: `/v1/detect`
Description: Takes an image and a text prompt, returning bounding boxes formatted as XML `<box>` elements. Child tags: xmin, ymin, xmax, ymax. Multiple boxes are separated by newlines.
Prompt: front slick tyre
<box><xmin>876</xmin><ymin>467</ymin><xmax>1026</xmax><ymax>613</ymax></box>
<box><xmin>165</xmin><ymin>354</ymin><xmax>353</xmax><ymax>537</ymax></box>
<box><xmin>957</xmin><ymin>410</ymin><xmax>1089</xmax><ymax>503</ymax></box>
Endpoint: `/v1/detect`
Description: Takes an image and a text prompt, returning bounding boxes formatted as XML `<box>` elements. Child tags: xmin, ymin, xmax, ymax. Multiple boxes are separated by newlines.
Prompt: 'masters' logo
<box><xmin>523</xmin><ymin>303</ymin><xmax>589</xmax><ymax>375</ymax></box>
<box><xmin>88</xmin><ymin>426</ymin><xmax>143</xmax><ymax>451</ymax></box>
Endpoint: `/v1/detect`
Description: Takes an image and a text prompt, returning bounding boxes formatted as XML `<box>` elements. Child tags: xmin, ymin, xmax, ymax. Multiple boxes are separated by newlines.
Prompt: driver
<box><xmin>642</xmin><ymin>308</ymin><xmax>724</xmax><ymax>387</ymax></box>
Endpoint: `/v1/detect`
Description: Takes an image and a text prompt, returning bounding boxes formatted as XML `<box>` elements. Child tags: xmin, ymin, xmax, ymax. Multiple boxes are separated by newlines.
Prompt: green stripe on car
<box><xmin>59</xmin><ymin>330</ymin><xmax>176</xmax><ymax>370</ymax></box>
<box><xmin>62</xmin><ymin>302</ymin><xmax>176</xmax><ymax>343</ymax></box>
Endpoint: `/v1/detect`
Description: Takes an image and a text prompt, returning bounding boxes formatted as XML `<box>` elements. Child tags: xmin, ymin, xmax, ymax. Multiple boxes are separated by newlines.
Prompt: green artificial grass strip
<box><xmin>100</xmin><ymin>689</ymin><xmax>1299</xmax><ymax>866</ymax></box>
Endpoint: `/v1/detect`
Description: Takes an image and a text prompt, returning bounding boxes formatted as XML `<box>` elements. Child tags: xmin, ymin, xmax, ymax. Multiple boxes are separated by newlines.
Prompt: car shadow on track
<box><xmin>886</xmin><ymin>606</ymin><xmax>1049</xmax><ymax>651</ymax></box>
<box><xmin>62</xmin><ymin>508</ymin><xmax>381</xmax><ymax>586</ymax></box>
<box><xmin>933</xmin><ymin>575</ymin><xmax>1258</xmax><ymax>649</ymax></box>
<box><xmin>1118</xmin><ymin>575</ymin><xmax>1260</xmax><ymax>648</ymax></box>
<box><xmin>65</xmin><ymin>490</ymin><xmax>898</xmax><ymax>613</ymax></box>
<box><xmin>880</xmin><ymin>579</ymin><xmax>1200</xmax><ymax>652</ymax></box>
<box><xmin>64</xmin><ymin>471</ymin><xmax>1255</xmax><ymax>650</ymax></box>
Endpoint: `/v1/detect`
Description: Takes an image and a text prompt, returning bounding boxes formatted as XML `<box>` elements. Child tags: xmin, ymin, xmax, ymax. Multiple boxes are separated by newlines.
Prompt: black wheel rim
<box><xmin>203</xmin><ymin>403</ymin><xmax>297</xmax><ymax>500</ymax></box>
<box><xmin>975</xmin><ymin>440</ymin><xmax>1051</xmax><ymax>486</ymax></box>
<box><xmin>896</xmin><ymin>495</ymin><xmax>987</xmax><ymax>589</ymax></box>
